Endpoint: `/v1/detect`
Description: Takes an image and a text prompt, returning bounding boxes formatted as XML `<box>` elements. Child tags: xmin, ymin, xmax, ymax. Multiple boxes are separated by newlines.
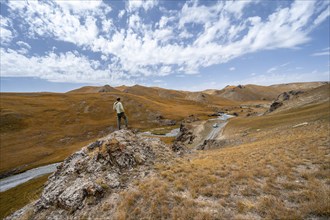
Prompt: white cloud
<box><xmin>16</xmin><ymin>41</ymin><xmax>32</xmax><ymax>54</ymax></box>
<box><xmin>267</xmin><ymin>67</ymin><xmax>277</xmax><ymax>73</ymax></box>
<box><xmin>54</xmin><ymin>0</ymin><xmax>112</xmax><ymax>17</ymax></box>
<box><xmin>16</xmin><ymin>41</ymin><xmax>31</xmax><ymax>49</ymax></box>
<box><xmin>313</xmin><ymin>5</ymin><xmax>330</xmax><ymax>26</ymax></box>
<box><xmin>0</xmin><ymin>16</ymin><xmax>14</xmax><ymax>44</ymax></box>
<box><xmin>0</xmin><ymin>27</ymin><xmax>13</xmax><ymax>45</ymax></box>
<box><xmin>101</xmin><ymin>55</ymin><xmax>108</xmax><ymax>61</ymax></box>
<box><xmin>179</xmin><ymin>1</ymin><xmax>217</xmax><ymax>28</ymax></box>
<box><xmin>2</xmin><ymin>0</ymin><xmax>329</xmax><ymax>84</ymax></box>
<box><xmin>311</xmin><ymin>47</ymin><xmax>330</xmax><ymax>56</ymax></box>
<box><xmin>0</xmin><ymin>48</ymin><xmax>131</xmax><ymax>85</ymax></box>
<box><xmin>7</xmin><ymin>1</ymin><xmax>103</xmax><ymax>47</ymax></box>
<box><xmin>54</xmin><ymin>0</ymin><xmax>103</xmax><ymax>12</ymax></box>
<box><xmin>118</xmin><ymin>10</ymin><xmax>125</xmax><ymax>19</ymax></box>
<box><xmin>312</xmin><ymin>51</ymin><xmax>330</xmax><ymax>56</ymax></box>
<box><xmin>154</xmin><ymin>28</ymin><xmax>173</xmax><ymax>42</ymax></box>
<box><xmin>229</xmin><ymin>67</ymin><xmax>235</xmax><ymax>71</ymax></box>
<box><xmin>153</xmin><ymin>79</ymin><xmax>163</xmax><ymax>83</ymax></box>
<box><xmin>102</xmin><ymin>19</ymin><xmax>113</xmax><ymax>32</ymax></box>
<box><xmin>127</xmin><ymin>0</ymin><xmax>158</xmax><ymax>12</ymax></box>
<box><xmin>267</xmin><ymin>62</ymin><xmax>291</xmax><ymax>73</ymax></box>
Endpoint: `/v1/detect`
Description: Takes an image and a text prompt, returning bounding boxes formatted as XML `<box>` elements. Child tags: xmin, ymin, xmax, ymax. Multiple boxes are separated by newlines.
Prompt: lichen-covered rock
<box><xmin>7</xmin><ymin>130</ymin><xmax>172</xmax><ymax>219</ymax></box>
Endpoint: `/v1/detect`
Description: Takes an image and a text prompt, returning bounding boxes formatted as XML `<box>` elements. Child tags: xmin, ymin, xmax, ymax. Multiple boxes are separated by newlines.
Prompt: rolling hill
<box><xmin>0</xmin><ymin>86</ymin><xmax>235</xmax><ymax>178</ymax></box>
<box><xmin>67</xmin><ymin>85</ymin><xmax>119</xmax><ymax>93</ymax></box>
<box><xmin>204</xmin><ymin>82</ymin><xmax>327</xmax><ymax>102</ymax></box>
<box><xmin>2</xmin><ymin>81</ymin><xmax>329</xmax><ymax>220</ymax></box>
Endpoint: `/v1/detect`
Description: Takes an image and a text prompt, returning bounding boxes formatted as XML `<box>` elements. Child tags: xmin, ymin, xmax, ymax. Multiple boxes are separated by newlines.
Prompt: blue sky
<box><xmin>0</xmin><ymin>0</ymin><xmax>329</xmax><ymax>92</ymax></box>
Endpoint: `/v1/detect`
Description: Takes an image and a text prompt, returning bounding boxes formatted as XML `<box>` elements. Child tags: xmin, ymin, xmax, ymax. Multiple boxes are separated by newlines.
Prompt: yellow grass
<box><xmin>112</xmin><ymin>101</ymin><xmax>330</xmax><ymax>219</ymax></box>
<box><xmin>0</xmin><ymin>90</ymin><xmax>228</xmax><ymax>176</ymax></box>
<box><xmin>0</xmin><ymin>174</ymin><xmax>49</xmax><ymax>219</ymax></box>
<box><xmin>1</xmin><ymin>84</ymin><xmax>328</xmax><ymax>219</ymax></box>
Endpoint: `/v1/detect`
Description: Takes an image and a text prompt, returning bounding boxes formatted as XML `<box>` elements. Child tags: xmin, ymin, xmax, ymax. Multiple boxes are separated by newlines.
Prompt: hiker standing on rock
<box><xmin>113</xmin><ymin>97</ymin><xmax>128</xmax><ymax>130</ymax></box>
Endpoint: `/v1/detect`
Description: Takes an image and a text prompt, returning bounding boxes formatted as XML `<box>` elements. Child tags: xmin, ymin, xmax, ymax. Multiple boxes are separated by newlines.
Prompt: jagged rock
<box><xmin>171</xmin><ymin>123</ymin><xmax>196</xmax><ymax>155</ymax></box>
<box><xmin>278</xmin><ymin>92</ymin><xmax>290</xmax><ymax>101</ymax></box>
<box><xmin>269</xmin><ymin>101</ymin><xmax>283</xmax><ymax>112</ymax></box>
<box><xmin>175</xmin><ymin>123</ymin><xmax>196</xmax><ymax>144</ymax></box>
<box><xmin>197</xmin><ymin>139</ymin><xmax>228</xmax><ymax>150</ymax></box>
<box><xmin>172</xmin><ymin>142</ymin><xmax>185</xmax><ymax>152</ymax></box>
<box><xmin>183</xmin><ymin>114</ymin><xmax>200</xmax><ymax>123</ymax></box>
<box><xmin>151</xmin><ymin>113</ymin><xmax>176</xmax><ymax>126</ymax></box>
<box><xmin>7</xmin><ymin>130</ymin><xmax>173</xmax><ymax>219</ymax></box>
<box><xmin>268</xmin><ymin>90</ymin><xmax>304</xmax><ymax>113</ymax></box>
<box><xmin>87</xmin><ymin>141</ymin><xmax>102</xmax><ymax>150</ymax></box>
<box><xmin>160</xmin><ymin>119</ymin><xmax>176</xmax><ymax>126</ymax></box>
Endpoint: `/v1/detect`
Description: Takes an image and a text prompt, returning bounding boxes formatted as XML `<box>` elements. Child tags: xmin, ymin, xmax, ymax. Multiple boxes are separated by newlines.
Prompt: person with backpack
<box><xmin>113</xmin><ymin>97</ymin><xmax>128</xmax><ymax>130</ymax></box>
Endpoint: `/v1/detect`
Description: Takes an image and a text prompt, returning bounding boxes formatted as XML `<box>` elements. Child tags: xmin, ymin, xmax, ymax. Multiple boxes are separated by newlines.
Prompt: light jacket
<box><xmin>113</xmin><ymin>101</ymin><xmax>125</xmax><ymax>114</ymax></box>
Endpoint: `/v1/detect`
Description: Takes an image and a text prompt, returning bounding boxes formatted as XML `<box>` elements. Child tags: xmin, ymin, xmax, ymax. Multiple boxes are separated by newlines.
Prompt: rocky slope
<box><xmin>67</xmin><ymin>85</ymin><xmax>120</xmax><ymax>93</ymax></box>
<box><xmin>204</xmin><ymin>82</ymin><xmax>327</xmax><ymax>102</ymax></box>
<box><xmin>6</xmin><ymin>130</ymin><xmax>173</xmax><ymax>220</ymax></box>
<box><xmin>267</xmin><ymin>84</ymin><xmax>330</xmax><ymax>113</ymax></box>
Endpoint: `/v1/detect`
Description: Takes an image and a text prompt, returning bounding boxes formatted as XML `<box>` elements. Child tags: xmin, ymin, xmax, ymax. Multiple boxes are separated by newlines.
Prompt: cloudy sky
<box><xmin>0</xmin><ymin>0</ymin><xmax>329</xmax><ymax>92</ymax></box>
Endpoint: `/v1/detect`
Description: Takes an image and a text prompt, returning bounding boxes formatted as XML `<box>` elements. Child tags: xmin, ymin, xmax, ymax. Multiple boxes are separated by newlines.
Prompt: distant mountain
<box><xmin>268</xmin><ymin>82</ymin><xmax>327</xmax><ymax>92</ymax></box>
<box><xmin>204</xmin><ymin>82</ymin><xmax>327</xmax><ymax>102</ymax></box>
<box><xmin>122</xmin><ymin>84</ymin><xmax>186</xmax><ymax>99</ymax></box>
<box><xmin>115</xmin><ymin>85</ymin><xmax>129</xmax><ymax>91</ymax></box>
<box><xmin>67</xmin><ymin>85</ymin><xmax>120</xmax><ymax>93</ymax></box>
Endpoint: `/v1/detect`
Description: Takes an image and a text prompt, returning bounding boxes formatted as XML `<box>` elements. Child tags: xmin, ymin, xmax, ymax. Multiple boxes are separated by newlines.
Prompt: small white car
<box><xmin>213</xmin><ymin>123</ymin><xmax>218</xmax><ymax>128</ymax></box>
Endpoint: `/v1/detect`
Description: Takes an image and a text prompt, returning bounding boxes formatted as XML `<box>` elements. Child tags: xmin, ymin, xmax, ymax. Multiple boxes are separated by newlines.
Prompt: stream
<box><xmin>0</xmin><ymin>163</ymin><xmax>60</xmax><ymax>192</ymax></box>
<box><xmin>0</xmin><ymin>127</ymin><xmax>181</xmax><ymax>192</ymax></box>
<box><xmin>140</xmin><ymin>128</ymin><xmax>180</xmax><ymax>137</ymax></box>
<box><xmin>0</xmin><ymin>114</ymin><xmax>232</xmax><ymax>192</ymax></box>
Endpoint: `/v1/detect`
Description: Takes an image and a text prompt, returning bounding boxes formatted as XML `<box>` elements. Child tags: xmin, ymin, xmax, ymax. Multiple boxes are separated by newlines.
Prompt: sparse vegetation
<box><xmin>0</xmin><ymin>89</ymin><xmax>227</xmax><ymax>176</ymax></box>
<box><xmin>0</xmin><ymin>174</ymin><xmax>49</xmax><ymax>219</ymax></box>
<box><xmin>1</xmin><ymin>83</ymin><xmax>329</xmax><ymax>219</ymax></box>
<box><xmin>112</xmin><ymin>102</ymin><xmax>330</xmax><ymax>219</ymax></box>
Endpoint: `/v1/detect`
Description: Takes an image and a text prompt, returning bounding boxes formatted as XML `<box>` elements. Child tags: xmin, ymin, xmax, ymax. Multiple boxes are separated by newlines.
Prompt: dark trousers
<box><xmin>117</xmin><ymin>112</ymin><xmax>128</xmax><ymax>130</ymax></box>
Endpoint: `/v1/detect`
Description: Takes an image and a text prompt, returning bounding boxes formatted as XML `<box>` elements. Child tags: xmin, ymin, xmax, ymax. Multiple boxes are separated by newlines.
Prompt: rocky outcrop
<box><xmin>183</xmin><ymin>114</ymin><xmax>200</xmax><ymax>123</ymax></box>
<box><xmin>149</xmin><ymin>113</ymin><xmax>177</xmax><ymax>126</ymax></box>
<box><xmin>197</xmin><ymin>139</ymin><xmax>228</xmax><ymax>150</ymax></box>
<box><xmin>172</xmin><ymin>123</ymin><xmax>196</xmax><ymax>154</ymax></box>
<box><xmin>7</xmin><ymin>130</ymin><xmax>173</xmax><ymax>219</ymax></box>
<box><xmin>97</xmin><ymin>85</ymin><xmax>118</xmax><ymax>93</ymax></box>
<box><xmin>267</xmin><ymin>90</ymin><xmax>304</xmax><ymax>113</ymax></box>
<box><xmin>268</xmin><ymin>101</ymin><xmax>283</xmax><ymax>112</ymax></box>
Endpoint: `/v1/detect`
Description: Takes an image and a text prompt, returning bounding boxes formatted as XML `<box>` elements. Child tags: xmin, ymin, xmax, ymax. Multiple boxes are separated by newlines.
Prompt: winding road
<box><xmin>206</xmin><ymin>122</ymin><xmax>228</xmax><ymax>140</ymax></box>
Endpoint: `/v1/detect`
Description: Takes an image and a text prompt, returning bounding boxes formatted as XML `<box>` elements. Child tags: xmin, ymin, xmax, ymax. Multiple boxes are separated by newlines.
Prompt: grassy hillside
<box><xmin>1</xmin><ymin>82</ymin><xmax>328</xmax><ymax>219</ymax></box>
<box><xmin>204</xmin><ymin>82</ymin><xmax>327</xmax><ymax>102</ymax></box>
<box><xmin>109</xmin><ymin>96</ymin><xmax>329</xmax><ymax>219</ymax></box>
<box><xmin>0</xmin><ymin>87</ymin><xmax>234</xmax><ymax>176</ymax></box>
<box><xmin>0</xmin><ymin>175</ymin><xmax>49</xmax><ymax>220</ymax></box>
<box><xmin>67</xmin><ymin>85</ymin><xmax>119</xmax><ymax>93</ymax></box>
